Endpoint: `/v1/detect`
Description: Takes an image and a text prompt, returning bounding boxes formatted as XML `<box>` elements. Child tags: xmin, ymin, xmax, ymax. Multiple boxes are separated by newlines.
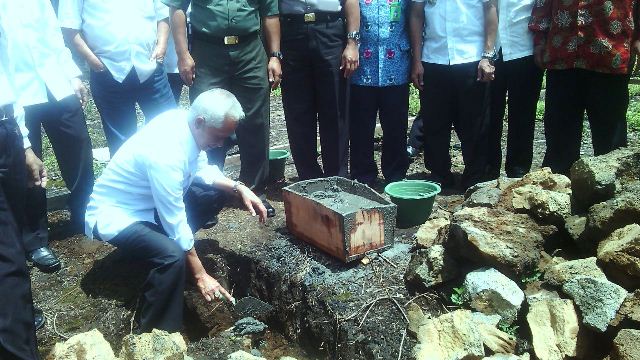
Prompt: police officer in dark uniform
<box><xmin>278</xmin><ymin>0</ymin><xmax>360</xmax><ymax>180</ymax></box>
<box><xmin>165</xmin><ymin>0</ymin><xmax>281</xmax><ymax>217</ymax></box>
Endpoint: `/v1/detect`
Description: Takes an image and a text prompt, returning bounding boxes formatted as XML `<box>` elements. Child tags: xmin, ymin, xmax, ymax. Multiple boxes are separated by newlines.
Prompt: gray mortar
<box><xmin>284</xmin><ymin>177</ymin><xmax>397</xmax><ymax>261</ymax></box>
<box><xmin>192</xmin><ymin>231</ymin><xmax>420</xmax><ymax>359</ymax></box>
<box><xmin>233</xmin><ymin>317</ymin><xmax>268</xmax><ymax>336</ymax></box>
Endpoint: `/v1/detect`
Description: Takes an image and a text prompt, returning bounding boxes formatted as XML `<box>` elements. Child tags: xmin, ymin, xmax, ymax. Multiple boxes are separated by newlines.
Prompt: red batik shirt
<box><xmin>529</xmin><ymin>0</ymin><xmax>638</xmax><ymax>74</ymax></box>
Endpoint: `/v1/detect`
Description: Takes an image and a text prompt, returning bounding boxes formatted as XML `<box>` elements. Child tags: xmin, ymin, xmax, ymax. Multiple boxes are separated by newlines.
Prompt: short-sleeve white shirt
<box><xmin>413</xmin><ymin>0</ymin><xmax>488</xmax><ymax>65</ymax></box>
<box><xmin>58</xmin><ymin>0</ymin><xmax>170</xmax><ymax>83</ymax></box>
<box><xmin>496</xmin><ymin>0</ymin><xmax>535</xmax><ymax>61</ymax></box>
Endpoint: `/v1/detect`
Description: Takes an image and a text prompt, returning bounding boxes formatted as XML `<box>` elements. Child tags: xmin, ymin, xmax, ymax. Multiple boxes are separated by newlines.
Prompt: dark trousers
<box><xmin>90</xmin><ymin>65</ymin><xmax>176</xmax><ymax>156</ymax></box>
<box><xmin>487</xmin><ymin>54</ymin><xmax>544</xmax><ymax>178</ymax></box>
<box><xmin>0</xmin><ymin>117</ymin><xmax>39</xmax><ymax>360</ymax></box>
<box><xmin>349</xmin><ymin>84</ymin><xmax>409</xmax><ymax>185</ymax></box>
<box><xmin>107</xmin><ymin>183</ymin><xmax>227</xmax><ymax>332</ymax></box>
<box><xmin>280</xmin><ymin>17</ymin><xmax>350</xmax><ymax>180</ymax></box>
<box><xmin>408</xmin><ymin>106</ymin><xmax>424</xmax><ymax>149</ymax></box>
<box><xmin>23</xmin><ymin>92</ymin><xmax>95</xmax><ymax>252</ymax></box>
<box><xmin>189</xmin><ymin>35</ymin><xmax>270</xmax><ymax>195</ymax></box>
<box><xmin>543</xmin><ymin>68</ymin><xmax>629</xmax><ymax>175</ymax></box>
<box><xmin>421</xmin><ymin>61</ymin><xmax>490</xmax><ymax>189</ymax></box>
<box><xmin>167</xmin><ymin>73</ymin><xmax>184</xmax><ymax>104</ymax></box>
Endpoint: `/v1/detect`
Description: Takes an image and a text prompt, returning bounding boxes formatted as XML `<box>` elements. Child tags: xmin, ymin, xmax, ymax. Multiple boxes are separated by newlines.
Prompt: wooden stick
<box><xmin>397</xmin><ymin>328</ymin><xmax>407</xmax><ymax>360</ymax></box>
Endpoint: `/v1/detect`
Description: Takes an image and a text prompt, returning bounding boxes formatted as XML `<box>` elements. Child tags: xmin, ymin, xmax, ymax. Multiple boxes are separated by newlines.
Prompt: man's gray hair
<box><xmin>189</xmin><ymin>88</ymin><xmax>245</xmax><ymax>128</ymax></box>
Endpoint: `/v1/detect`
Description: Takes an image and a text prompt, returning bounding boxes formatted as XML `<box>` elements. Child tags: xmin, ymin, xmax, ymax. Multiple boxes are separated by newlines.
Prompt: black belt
<box><xmin>191</xmin><ymin>30</ymin><xmax>259</xmax><ymax>45</ymax></box>
<box><xmin>280</xmin><ymin>12</ymin><xmax>343</xmax><ymax>24</ymax></box>
<box><xmin>0</xmin><ymin>104</ymin><xmax>13</xmax><ymax>120</ymax></box>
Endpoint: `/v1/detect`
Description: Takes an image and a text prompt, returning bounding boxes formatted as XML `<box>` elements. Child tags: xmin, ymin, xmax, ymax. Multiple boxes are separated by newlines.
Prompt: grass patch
<box><xmin>409</xmin><ymin>86</ymin><xmax>420</xmax><ymax>117</ymax></box>
<box><xmin>627</xmin><ymin>99</ymin><xmax>640</xmax><ymax>131</ymax></box>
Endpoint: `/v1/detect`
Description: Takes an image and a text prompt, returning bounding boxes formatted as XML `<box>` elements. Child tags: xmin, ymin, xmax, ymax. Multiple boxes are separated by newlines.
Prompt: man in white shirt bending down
<box><xmin>85</xmin><ymin>89</ymin><xmax>267</xmax><ymax>333</ymax></box>
<box><xmin>59</xmin><ymin>0</ymin><xmax>177</xmax><ymax>155</ymax></box>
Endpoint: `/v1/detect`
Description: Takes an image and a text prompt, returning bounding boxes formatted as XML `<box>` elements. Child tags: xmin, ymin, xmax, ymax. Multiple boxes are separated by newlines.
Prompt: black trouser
<box><xmin>408</xmin><ymin>107</ymin><xmax>424</xmax><ymax>149</ymax></box>
<box><xmin>542</xmin><ymin>68</ymin><xmax>629</xmax><ymax>175</ymax></box>
<box><xmin>349</xmin><ymin>84</ymin><xmax>409</xmax><ymax>185</ymax></box>
<box><xmin>421</xmin><ymin>61</ymin><xmax>490</xmax><ymax>189</ymax></box>
<box><xmin>167</xmin><ymin>73</ymin><xmax>184</xmax><ymax>104</ymax></box>
<box><xmin>189</xmin><ymin>34</ymin><xmax>270</xmax><ymax>196</ymax></box>
<box><xmin>280</xmin><ymin>15</ymin><xmax>350</xmax><ymax>180</ymax></box>
<box><xmin>487</xmin><ymin>54</ymin><xmax>544</xmax><ymax>178</ymax></box>
<box><xmin>0</xmin><ymin>115</ymin><xmax>39</xmax><ymax>360</ymax></box>
<box><xmin>106</xmin><ymin>183</ymin><xmax>227</xmax><ymax>332</ymax></box>
<box><xmin>23</xmin><ymin>92</ymin><xmax>95</xmax><ymax>252</ymax></box>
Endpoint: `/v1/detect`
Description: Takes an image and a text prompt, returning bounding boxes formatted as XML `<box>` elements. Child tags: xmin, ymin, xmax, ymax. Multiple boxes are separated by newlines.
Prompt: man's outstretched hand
<box><xmin>237</xmin><ymin>185</ymin><xmax>267</xmax><ymax>223</ymax></box>
<box><xmin>196</xmin><ymin>271</ymin><xmax>234</xmax><ymax>303</ymax></box>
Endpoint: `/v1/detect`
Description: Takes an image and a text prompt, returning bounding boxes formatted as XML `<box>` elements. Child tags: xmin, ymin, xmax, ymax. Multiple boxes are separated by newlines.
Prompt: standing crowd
<box><xmin>1</xmin><ymin>0</ymin><xmax>638</xmax><ymax>358</ymax></box>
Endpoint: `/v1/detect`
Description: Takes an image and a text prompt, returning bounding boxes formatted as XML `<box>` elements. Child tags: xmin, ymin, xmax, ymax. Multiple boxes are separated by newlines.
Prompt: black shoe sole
<box><xmin>30</xmin><ymin>260</ymin><xmax>61</xmax><ymax>274</ymax></box>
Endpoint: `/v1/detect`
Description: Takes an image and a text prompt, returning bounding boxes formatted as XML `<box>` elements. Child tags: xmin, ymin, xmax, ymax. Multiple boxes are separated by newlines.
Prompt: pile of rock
<box><xmin>405</xmin><ymin>147</ymin><xmax>640</xmax><ymax>360</ymax></box>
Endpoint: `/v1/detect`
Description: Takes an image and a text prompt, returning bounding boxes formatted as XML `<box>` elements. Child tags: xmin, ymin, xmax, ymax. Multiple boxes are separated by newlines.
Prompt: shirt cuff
<box><xmin>13</xmin><ymin>106</ymin><xmax>31</xmax><ymax>149</ymax></box>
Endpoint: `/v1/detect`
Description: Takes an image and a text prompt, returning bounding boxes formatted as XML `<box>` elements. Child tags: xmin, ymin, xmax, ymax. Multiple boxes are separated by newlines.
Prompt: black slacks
<box><xmin>408</xmin><ymin>107</ymin><xmax>424</xmax><ymax>149</ymax></box>
<box><xmin>421</xmin><ymin>61</ymin><xmax>490</xmax><ymax>189</ymax></box>
<box><xmin>107</xmin><ymin>183</ymin><xmax>227</xmax><ymax>332</ymax></box>
<box><xmin>349</xmin><ymin>84</ymin><xmax>409</xmax><ymax>185</ymax></box>
<box><xmin>0</xmin><ymin>116</ymin><xmax>39</xmax><ymax>360</ymax></box>
<box><xmin>23</xmin><ymin>92</ymin><xmax>94</xmax><ymax>252</ymax></box>
<box><xmin>543</xmin><ymin>68</ymin><xmax>629</xmax><ymax>175</ymax></box>
<box><xmin>280</xmin><ymin>17</ymin><xmax>350</xmax><ymax>180</ymax></box>
<box><xmin>487</xmin><ymin>54</ymin><xmax>544</xmax><ymax>178</ymax></box>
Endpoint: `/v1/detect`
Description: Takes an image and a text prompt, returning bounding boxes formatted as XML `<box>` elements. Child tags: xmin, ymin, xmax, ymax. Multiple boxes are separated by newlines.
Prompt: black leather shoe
<box><xmin>34</xmin><ymin>308</ymin><xmax>45</xmax><ymax>331</ymax></box>
<box><xmin>28</xmin><ymin>246</ymin><xmax>61</xmax><ymax>273</ymax></box>
<box><xmin>262</xmin><ymin>199</ymin><xmax>276</xmax><ymax>218</ymax></box>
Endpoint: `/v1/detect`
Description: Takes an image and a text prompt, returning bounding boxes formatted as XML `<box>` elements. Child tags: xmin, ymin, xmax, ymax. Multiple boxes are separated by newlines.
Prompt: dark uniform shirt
<box><xmin>163</xmin><ymin>0</ymin><xmax>279</xmax><ymax>36</ymax></box>
<box><xmin>279</xmin><ymin>0</ymin><xmax>342</xmax><ymax>15</ymax></box>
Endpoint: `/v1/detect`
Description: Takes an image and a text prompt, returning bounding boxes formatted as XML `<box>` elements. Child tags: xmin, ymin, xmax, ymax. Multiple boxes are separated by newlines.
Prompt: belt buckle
<box><xmin>304</xmin><ymin>12</ymin><xmax>316</xmax><ymax>22</ymax></box>
<box><xmin>224</xmin><ymin>36</ymin><xmax>239</xmax><ymax>45</ymax></box>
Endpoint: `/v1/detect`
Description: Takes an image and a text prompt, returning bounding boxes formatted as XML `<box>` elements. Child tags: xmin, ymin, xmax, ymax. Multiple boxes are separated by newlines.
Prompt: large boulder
<box><xmin>120</xmin><ymin>329</ymin><xmax>189</xmax><ymax>360</ymax></box>
<box><xmin>526</xmin><ymin>299</ymin><xmax>580</xmax><ymax>360</ymax></box>
<box><xmin>511</xmin><ymin>184</ymin><xmax>571</xmax><ymax>226</ymax></box>
<box><xmin>47</xmin><ymin>329</ymin><xmax>116</xmax><ymax>360</ymax></box>
<box><xmin>583</xmin><ymin>182</ymin><xmax>640</xmax><ymax>249</ymax></box>
<box><xmin>562</xmin><ymin>276</ymin><xmax>628</xmax><ymax>332</ymax></box>
<box><xmin>515</xmin><ymin>168</ymin><xmax>572</xmax><ymax>194</ymax></box>
<box><xmin>463</xmin><ymin>186</ymin><xmax>503</xmax><ymax>208</ymax></box>
<box><xmin>597</xmin><ymin>224</ymin><xmax>640</xmax><ymax>290</ymax></box>
<box><xmin>415</xmin><ymin>218</ymin><xmax>450</xmax><ymax>249</ymax></box>
<box><xmin>609</xmin><ymin>329</ymin><xmax>640</xmax><ymax>360</ymax></box>
<box><xmin>543</xmin><ymin>257</ymin><xmax>607</xmax><ymax>287</ymax></box>
<box><xmin>405</xmin><ymin>245</ymin><xmax>458</xmax><ymax>289</ymax></box>
<box><xmin>413</xmin><ymin>310</ymin><xmax>485</xmax><ymax>360</ymax></box>
<box><xmin>463</xmin><ymin>268</ymin><xmax>525</xmax><ymax>324</ymax></box>
<box><xmin>450</xmin><ymin>207</ymin><xmax>557</xmax><ymax>276</ymax></box>
<box><xmin>570</xmin><ymin>147</ymin><xmax>640</xmax><ymax>212</ymax></box>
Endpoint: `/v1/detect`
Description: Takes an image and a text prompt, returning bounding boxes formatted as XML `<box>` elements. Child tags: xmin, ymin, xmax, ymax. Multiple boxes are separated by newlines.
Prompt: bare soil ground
<box><xmin>32</xmin><ymin>88</ymin><xmax>640</xmax><ymax>359</ymax></box>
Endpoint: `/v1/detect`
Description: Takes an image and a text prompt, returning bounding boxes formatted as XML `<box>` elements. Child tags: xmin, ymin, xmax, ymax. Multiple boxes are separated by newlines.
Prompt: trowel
<box><xmin>225</xmin><ymin>295</ymin><xmax>274</xmax><ymax>319</ymax></box>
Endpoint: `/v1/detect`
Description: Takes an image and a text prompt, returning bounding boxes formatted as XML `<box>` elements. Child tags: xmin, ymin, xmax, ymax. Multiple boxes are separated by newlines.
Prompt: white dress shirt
<box><xmin>413</xmin><ymin>0</ymin><xmax>489</xmax><ymax>65</ymax></box>
<box><xmin>2</xmin><ymin>0</ymin><xmax>81</xmax><ymax>109</ymax></box>
<box><xmin>58</xmin><ymin>0</ymin><xmax>170</xmax><ymax>83</ymax></box>
<box><xmin>496</xmin><ymin>0</ymin><xmax>535</xmax><ymax>61</ymax></box>
<box><xmin>85</xmin><ymin>109</ymin><xmax>224</xmax><ymax>251</ymax></box>
<box><xmin>0</xmin><ymin>8</ymin><xmax>30</xmax><ymax>148</ymax></box>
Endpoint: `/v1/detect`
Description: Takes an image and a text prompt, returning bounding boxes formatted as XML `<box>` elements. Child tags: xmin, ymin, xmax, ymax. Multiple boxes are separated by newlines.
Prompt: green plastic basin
<box><xmin>268</xmin><ymin>149</ymin><xmax>290</xmax><ymax>183</ymax></box>
<box><xmin>384</xmin><ymin>180</ymin><xmax>441</xmax><ymax>228</ymax></box>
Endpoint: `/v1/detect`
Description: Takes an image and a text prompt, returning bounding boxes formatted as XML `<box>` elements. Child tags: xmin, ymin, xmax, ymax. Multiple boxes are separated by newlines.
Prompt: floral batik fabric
<box><xmin>351</xmin><ymin>0</ymin><xmax>411</xmax><ymax>86</ymax></box>
<box><xmin>529</xmin><ymin>0</ymin><xmax>638</xmax><ymax>74</ymax></box>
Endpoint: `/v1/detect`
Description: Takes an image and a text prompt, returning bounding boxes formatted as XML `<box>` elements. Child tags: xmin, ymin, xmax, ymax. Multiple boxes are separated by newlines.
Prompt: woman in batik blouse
<box><xmin>349</xmin><ymin>0</ymin><xmax>411</xmax><ymax>186</ymax></box>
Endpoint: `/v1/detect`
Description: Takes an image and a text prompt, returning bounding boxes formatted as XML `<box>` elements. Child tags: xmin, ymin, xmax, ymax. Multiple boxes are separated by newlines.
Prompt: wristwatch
<box><xmin>270</xmin><ymin>51</ymin><xmax>283</xmax><ymax>60</ymax></box>
<box><xmin>481</xmin><ymin>48</ymin><xmax>498</xmax><ymax>64</ymax></box>
<box><xmin>233</xmin><ymin>181</ymin><xmax>245</xmax><ymax>193</ymax></box>
<box><xmin>346</xmin><ymin>31</ymin><xmax>361</xmax><ymax>45</ymax></box>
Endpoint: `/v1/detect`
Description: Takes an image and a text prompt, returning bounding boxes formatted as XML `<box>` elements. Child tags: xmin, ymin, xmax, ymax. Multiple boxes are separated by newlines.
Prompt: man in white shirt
<box><xmin>59</xmin><ymin>0</ymin><xmax>177</xmax><ymax>155</ymax></box>
<box><xmin>86</xmin><ymin>89</ymin><xmax>267</xmax><ymax>332</ymax></box>
<box><xmin>1</xmin><ymin>7</ymin><xmax>48</xmax><ymax>357</ymax></box>
<box><xmin>486</xmin><ymin>0</ymin><xmax>543</xmax><ymax>179</ymax></box>
<box><xmin>409</xmin><ymin>0</ymin><xmax>498</xmax><ymax>190</ymax></box>
<box><xmin>2</xmin><ymin>0</ymin><xmax>95</xmax><ymax>273</ymax></box>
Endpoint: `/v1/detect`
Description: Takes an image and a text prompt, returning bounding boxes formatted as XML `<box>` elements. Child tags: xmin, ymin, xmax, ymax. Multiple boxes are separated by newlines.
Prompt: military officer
<box><xmin>164</xmin><ymin>0</ymin><xmax>281</xmax><ymax>217</ymax></box>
